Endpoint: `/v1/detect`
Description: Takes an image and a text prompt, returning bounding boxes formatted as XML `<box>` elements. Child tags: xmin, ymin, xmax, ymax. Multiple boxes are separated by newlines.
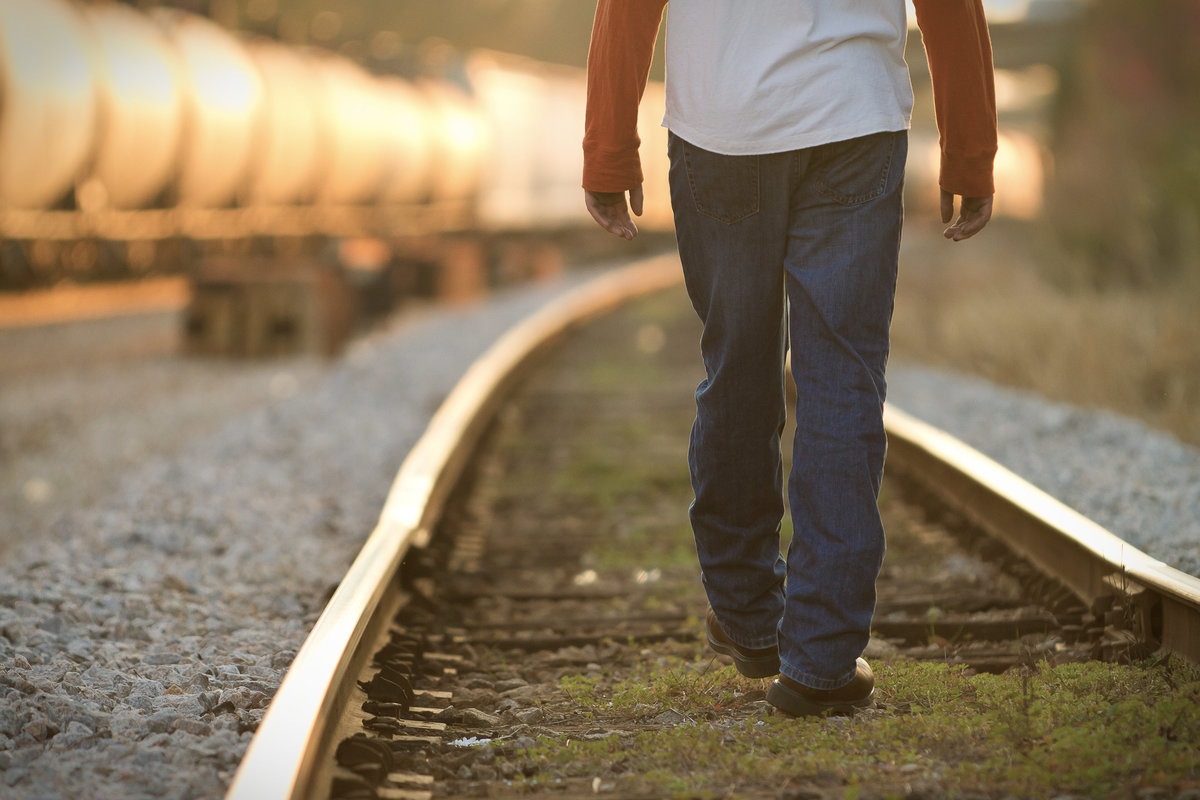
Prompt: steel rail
<box><xmin>228</xmin><ymin>254</ymin><xmax>1200</xmax><ymax>799</ymax></box>
<box><xmin>226</xmin><ymin>252</ymin><xmax>684</xmax><ymax>800</ymax></box>
<box><xmin>884</xmin><ymin>406</ymin><xmax>1200</xmax><ymax>663</ymax></box>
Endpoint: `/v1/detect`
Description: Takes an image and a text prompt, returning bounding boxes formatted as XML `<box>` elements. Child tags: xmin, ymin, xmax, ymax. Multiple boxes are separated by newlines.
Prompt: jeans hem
<box><xmin>710</xmin><ymin>609</ymin><xmax>779</xmax><ymax>650</ymax></box>
<box><xmin>729</xmin><ymin>633</ymin><xmax>779</xmax><ymax>650</ymax></box>
<box><xmin>779</xmin><ymin>660</ymin><xmax>858</xmax><ymax>691</ymax></box>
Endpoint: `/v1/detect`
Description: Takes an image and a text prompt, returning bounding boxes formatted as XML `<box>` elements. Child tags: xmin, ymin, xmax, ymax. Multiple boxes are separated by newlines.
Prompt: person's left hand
<box><xmin>940</xmin><ymin>190</ymin><xmax>993</xmax><ymax>242</ymax></box>
<box><xmin>585</xmin><ymin>186</ymin><xmax>644</xmax><ymax>240</ymax></box>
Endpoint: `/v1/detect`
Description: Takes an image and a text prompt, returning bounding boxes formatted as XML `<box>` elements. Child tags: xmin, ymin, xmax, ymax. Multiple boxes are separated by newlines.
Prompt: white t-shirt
<box><xmin>663</xmin><ymin>0</ymin><xmax>914</xmax><ymax>155</ymax></box>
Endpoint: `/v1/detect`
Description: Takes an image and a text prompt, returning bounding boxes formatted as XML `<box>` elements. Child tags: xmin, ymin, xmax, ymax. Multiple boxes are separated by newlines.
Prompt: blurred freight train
<box><xmin>1</xmin><ymin>0</ymin><xmax>1044</xmax><ymax>353</ymax></box>
<box><xmin>0</xmin><ymin>0</ymin><xmax>672</xmax><ymax>303</ymax></box>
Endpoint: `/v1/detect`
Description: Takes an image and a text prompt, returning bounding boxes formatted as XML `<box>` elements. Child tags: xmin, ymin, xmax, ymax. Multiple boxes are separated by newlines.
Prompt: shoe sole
<box><xmin>766</xmin><ymin>678</ymin><xmax>874</xmax><ymax>717</ymax></box>
<box><xmin>706</xmin><ymin>632</ymin><xmax>780</xmax><ymax>679</ymax></box>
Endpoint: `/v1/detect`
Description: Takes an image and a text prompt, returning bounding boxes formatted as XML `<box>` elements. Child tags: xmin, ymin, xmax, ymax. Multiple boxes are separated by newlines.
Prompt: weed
<box><xmin>559</xmin><ymin>674</ymin><xmax>603</xmax><ymax>706</ymax></box>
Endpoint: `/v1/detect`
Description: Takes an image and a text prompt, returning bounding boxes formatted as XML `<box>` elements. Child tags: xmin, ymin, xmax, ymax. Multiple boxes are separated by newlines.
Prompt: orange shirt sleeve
<box><xmin>912</xmin><ymin>0</ymin><xmax>998</xmax><ymax>198</ymax></box>
<box><xmin>582</xmin><ymin>0</ymin><xmax>668</xmax><ymax>193</ymax></box>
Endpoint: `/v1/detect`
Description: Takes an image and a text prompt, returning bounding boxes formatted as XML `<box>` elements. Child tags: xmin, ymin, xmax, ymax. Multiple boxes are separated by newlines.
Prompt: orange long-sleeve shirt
<box><xmin>583</xmin><ymin>0</ymin><xmax>997</xmax><ymax>199</ymax></box>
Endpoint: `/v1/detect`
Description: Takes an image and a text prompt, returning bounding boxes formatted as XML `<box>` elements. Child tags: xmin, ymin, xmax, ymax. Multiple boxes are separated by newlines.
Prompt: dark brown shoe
<box><xmin>705</xmin><ymin>607</ymin><xmax>779</xmax><ymax>678</ymax></box>
<box><xmin>767</xmin><ymin>658</ymin><xmax>874</xmax><ymax>716</ymax></box>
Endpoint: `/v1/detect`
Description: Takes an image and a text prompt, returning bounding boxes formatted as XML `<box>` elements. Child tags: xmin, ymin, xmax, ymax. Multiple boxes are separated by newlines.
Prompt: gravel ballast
<box><xmin>1</xmin><ymin>269</ymin><xmax>1198</xmax><ymax>799</ymax></box>
<box><xmin>0</xmin><ymin>270</ymin><xmax>599</xmax><ymax>800</ymax></box>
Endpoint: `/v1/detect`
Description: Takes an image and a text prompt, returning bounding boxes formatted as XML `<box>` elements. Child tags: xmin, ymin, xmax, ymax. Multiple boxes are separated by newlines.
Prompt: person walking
<box><xmin>582</xmin><ymin>0</ymin><xmax>997</xmax><ymax>716</ymax></box>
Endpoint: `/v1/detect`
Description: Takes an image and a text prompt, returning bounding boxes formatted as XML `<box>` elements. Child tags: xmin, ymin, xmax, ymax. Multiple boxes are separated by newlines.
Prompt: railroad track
<box><xmin>228</xmin><ymin>254</ymin><xmax>1200</xmax><ymax>800</ymax></box>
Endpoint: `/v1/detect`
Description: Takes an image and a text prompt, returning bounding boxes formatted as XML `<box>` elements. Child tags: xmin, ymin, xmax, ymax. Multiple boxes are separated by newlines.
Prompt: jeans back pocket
<box><xmin>812</xmin><ymin>131</ymin><xmax>903</xmax><ymax>207</ymax></box>
<box><xmin>677</xmin><ymin>136</ymin><xmax>761</xmax><ymax>224</ymax></box>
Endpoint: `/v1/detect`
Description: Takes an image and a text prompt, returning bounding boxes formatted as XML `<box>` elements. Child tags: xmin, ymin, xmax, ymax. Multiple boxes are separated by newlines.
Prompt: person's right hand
<box><xmin>585</xmin><ymin>185</ymin><xmax>644</xmax><ymax>240</ymax></box>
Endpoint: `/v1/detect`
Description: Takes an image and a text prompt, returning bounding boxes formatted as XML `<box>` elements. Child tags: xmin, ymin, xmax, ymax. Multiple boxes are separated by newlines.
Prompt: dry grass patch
<box><xmin>894</xmin><ymin>219</ymin><xmax>1200</xmax><ymax>446</ymax></box>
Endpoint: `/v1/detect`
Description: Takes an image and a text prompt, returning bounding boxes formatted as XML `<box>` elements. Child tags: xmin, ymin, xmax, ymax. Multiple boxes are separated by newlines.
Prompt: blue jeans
<box><xmin>668</xmin><ymin>130</ymin><xmax>906</xmax><ymax>691</ymax></box>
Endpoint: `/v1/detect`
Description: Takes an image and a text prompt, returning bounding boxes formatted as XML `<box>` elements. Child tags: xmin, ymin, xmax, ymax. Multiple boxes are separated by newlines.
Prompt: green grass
<box><xmin>590</xmin><ymin>522</ymin><xmax>697</xmax><ymax>570</ymax></box>
<box><xmin>521</xmin><ymin>658</ymin><xmax>1200</xmax><ymax>798</ymax></box>
<box><xmin>551</xmin><ymin>442</ymin><xmax>687</xmax><ymax>504</ymax></box>
<box><xmin>607</xmin><ymin>659</ymin><xmax>760</xmax><ymax>713</ymax></box>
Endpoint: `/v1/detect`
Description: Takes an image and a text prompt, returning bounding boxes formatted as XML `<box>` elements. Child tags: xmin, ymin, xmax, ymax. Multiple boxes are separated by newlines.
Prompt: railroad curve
<box><xmin>229</xmin><ymin>253</ymin><xmax>1200</xmax><ymax>800</ymax></box>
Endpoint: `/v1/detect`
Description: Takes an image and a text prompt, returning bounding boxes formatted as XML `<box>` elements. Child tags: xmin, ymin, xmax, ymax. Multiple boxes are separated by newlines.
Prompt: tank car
<box><xmin>417</xmin><ymin>80</ymin><xmax>489</xmax><ymax>208</ymax></box>
<box><xmin>80</xmin><ymin>2</ymin><xmax>186</xmax><ymax>210</ymax></box>
<box><xmin>533</xmin><ymin>67</ymin><xmax>591</xmax><ymax>228</ymax></box>
<box><xmin>0</xmin><ymin>0</ymin><xmax>98</xmax><ymax>210</ymax></box>
<box><xmin>375</xmin><ymin>77</ymin><xmax>437</xmax><ymax>207</ymax></box>
<box><xmin>467</xmin><ymin>50</ymin><xmax>670</xmax><ymax>231</ymax></box>
<box><xmin>244</xmin><ymin>40</ymin><xmax>325</xmax><ymax>207</ymax></box>
<box><xmin>151</xmin><ymin>8</ymin><xmax>265</xmax><ymax>208</ymax></box>
<box><xmin>308</xmin><ymin>53</ymin><xmax>394</xmax><ymax>207</ymax></box>
<box><xmin>467</xmin><ymin>53</ymin><xmax>552</xmax><ymax>229</ymax></box>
